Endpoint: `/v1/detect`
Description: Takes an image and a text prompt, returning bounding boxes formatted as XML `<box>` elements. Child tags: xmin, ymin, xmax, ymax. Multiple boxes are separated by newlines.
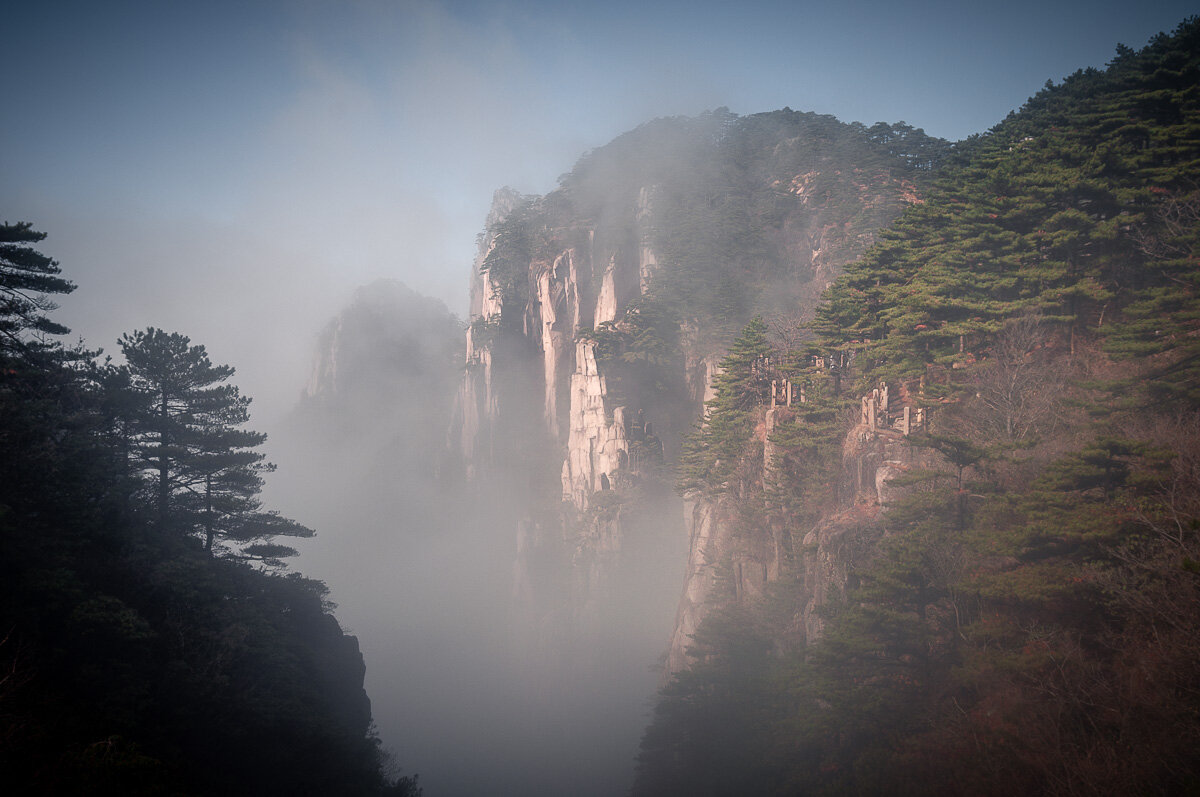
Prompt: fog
<box><xmin>272</xmin><ymin>464</ymin><xmax>686</xmax><ymax>795</ymax></box>
<box><xmin>11</xmin><ymin>1</ymin><xmax>1190</xmax><ymax>431</ymax></box>
<box><xmin>261</xmin><ymin>279</ymin><xmax>687</xmax><ymax>794</ymax></box>
<box><xmin>3</xmin><ymin>1</ymin><xmax>1197</xmax><ymax>794</ymax></box>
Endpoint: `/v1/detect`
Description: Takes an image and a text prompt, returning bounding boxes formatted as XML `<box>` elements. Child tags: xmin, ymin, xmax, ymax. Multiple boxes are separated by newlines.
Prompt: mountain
<box><xmin>278</xmin><ymin>279</ymin><xmax>463</xmax><ymax>535</ymax></box>
<box><xmin>448</xmin><ymin>109</ymin><xmax>947</xmax><ymax>663</ymax></box>
<box><xmin>439</xmin><ymin>15</ymin><xmax>1200</xmax><ymax>796</ymax></box>
<box><xmin>632</xmin><ymin>16</ymin><xmax>1200</xmax><ymax>795</ymax></box>
<box><xmin>297</xmin><ymin>279</ymin><xmax>462</xmax><ymax>443</ymax></box>
<box><xmin>261</xmin><ymin>16</ymin><xmax>1200</xmax><ymax>794</ymax></box>
<box><xmin>419</xmin><ymin>107</ymin><xmax>947</xmax><ymax>793</ymax></box>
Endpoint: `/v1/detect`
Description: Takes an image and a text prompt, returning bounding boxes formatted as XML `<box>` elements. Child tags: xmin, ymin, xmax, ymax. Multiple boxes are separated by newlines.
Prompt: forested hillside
<box><xmin>439</xmin><ymin>102</ymin><xmax>950</xmax><ymax>796</ymax></box>
<box><xmin>453</xmin><ymin>103</ymin><xmax>948</xmax><ymax>626</ymax></box>
<box><xmin>635</xmin><ymin>17</ymin><xmax>1200</xmax><ymax>795</ymax></box>
<box><xmin>0</xmin><ymin>226</ymin><xmax>418</xmax><ymax>794</ymax></box>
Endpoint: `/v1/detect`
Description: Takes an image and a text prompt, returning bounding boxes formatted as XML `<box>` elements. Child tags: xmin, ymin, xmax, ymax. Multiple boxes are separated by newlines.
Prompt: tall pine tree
<box><xmin>119</xmin><ymin>328</ymin><xmax>312</xmax><ymax>564</ymax></box>
<box><xmin>0</xmin><ymin>221</ymin><xmax>75</xmax><ymax>358</ymax></box>
<box><xmin>679</xmin><ymin>317</ymin><xmax>772</xmax><ymax>494</ymax></box>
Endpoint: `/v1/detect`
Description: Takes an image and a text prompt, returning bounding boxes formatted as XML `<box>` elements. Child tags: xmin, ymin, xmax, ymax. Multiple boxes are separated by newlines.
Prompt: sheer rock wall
<box><xmin>666</xmin><ymin>388</ymin><xmax>938</xmax><ymax>673</ymax></box>
<box><xmin>445</xmin><ymin>113</ymin><xmax>936</xmax><ymax>674</ymax></box>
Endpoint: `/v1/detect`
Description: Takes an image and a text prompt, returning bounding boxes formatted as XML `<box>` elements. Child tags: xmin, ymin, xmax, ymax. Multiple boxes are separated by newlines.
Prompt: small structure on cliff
<box><xmin>860</xmin><ymin>381</ymin><xmax>928</xmax><ymax>437</ymax></box>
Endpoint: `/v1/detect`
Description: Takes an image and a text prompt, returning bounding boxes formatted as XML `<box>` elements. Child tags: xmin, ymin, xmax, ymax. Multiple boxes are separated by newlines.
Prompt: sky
<box><xmin>5</xmin><ymin>3</ymin><xmax>1199</xmax><ymax>792</ymax></box>
<box><xmin>3</xmin><ymin>0</ymin><xmax>1195</xmax><ymax>428</ymax></box>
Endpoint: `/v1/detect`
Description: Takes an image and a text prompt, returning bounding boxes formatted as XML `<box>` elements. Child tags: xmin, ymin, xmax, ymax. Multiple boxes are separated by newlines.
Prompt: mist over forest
<box><xmin>5</xmin><ymin>6</ymin><xmax>1200</xmax><ymax>797</ymax></box>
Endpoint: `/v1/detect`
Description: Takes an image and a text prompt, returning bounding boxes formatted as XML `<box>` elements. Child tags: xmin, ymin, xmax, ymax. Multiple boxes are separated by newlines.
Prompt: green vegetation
<box><xmin>0</xmin><ymin>225</ymin><xmax>418</xmax><ymax>794</ymax></box>
<box><xmin>0</xmin><ymin>221</ymin><xmax>76</xmax><ymax>353</ymax></box>
<box><xmin>817</xmin><ymin>19</ymin><xmax>1200</xmax><ymax>390</ymax></box>
<box><xmin>557</xmin><ymin>108</ymin><xmax>949</xmax><ymax>344</ymax></box>
<box><xmin>476</xmin><ymin>192</ymin><xmax>573</xmax><ymax>321</ymax></box>
<box><xmin>580</xmin><ymin>295</ymin><xmax>688</xmax><ymax>418</ymax></box>
<box><xmin>636</xmin><ymin>17</ymin><xmax>1200</xmax><ymax>795</ymax></box>
<box><xmin>118</xmin><ymin>328</ymin><xmax>314</xmax><ymax>563</ymax></box>
<box><xmin>678</xmin><ymin>317</ymin><xmax>772</xmax><ymax>495</ymax></box>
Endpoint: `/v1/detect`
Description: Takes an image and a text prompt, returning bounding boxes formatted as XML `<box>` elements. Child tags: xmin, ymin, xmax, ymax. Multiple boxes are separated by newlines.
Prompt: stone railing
<box><xmin>861</xmin><ymin>382</ymin><xmax>927</xmax><ymax>437</ymax></box>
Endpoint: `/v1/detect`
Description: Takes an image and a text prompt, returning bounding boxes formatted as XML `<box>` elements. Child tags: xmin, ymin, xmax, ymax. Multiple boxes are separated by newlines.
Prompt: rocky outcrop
<box><xmin>468</xmin><ymin>188</ymin><xmax>523</xmax><ymax>320</ymax></box>
<box><xmin>453</xmin><ymin>331</ymin><xmax>495</xmax><ymax>478</ymax></box>
<box><xmin>450</xmin><ymin>188</ymin><xmax>654</xmax><ymax>508</ymax></box>
<box><xmin>536</xmin><ymin>252</ymin><xmax>573</xmax><ymax>437</ymax></box>
<box><xmin>637</xmin><ymin>185</ymin><xmax>658</xmax><ymax>292</ymax></box>
<box><xmin>666</xmin><ymin>497</ymin><xmax>726</xmax><ymax>672</ymax></box>
<box><xmin>443</xmin><ymin>183</ymin><xmax>663</xmax><ymax>662</ymax></box>
<box><xmin>562</xmin><ymin>340</ymin><xmax>631</xmax><ymax>508</ymax></box>
<box><xmin>446</xmin><ymin>110</ymin><xmax>941</xmax><ymax>676</ymax></box>
<box><xmin>665</xmin><ymin>385</ymin><xmax>936</xmax><ymax>674</ymax></box>
<box><xmin>302</xmin><ymin>279</ymin><xmax>461</xmax><ymax>410</ymax></box>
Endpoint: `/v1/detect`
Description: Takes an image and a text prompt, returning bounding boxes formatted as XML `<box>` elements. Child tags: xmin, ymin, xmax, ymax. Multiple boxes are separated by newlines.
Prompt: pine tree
<box><xmin>119</xmin><ymin>328</ymin><xmax>312</xmax><ymax>564</ymax></box>
<box><xmin>1107</xmin><ymin>187</ymin><xmax>1200</xmax><ymax>409</ymax></box>
<box><xmin>678</xmin><ymin>317</ymin><xmax>772</xmax><ymax>494</ymax></box>
<box><xmin>0</xmin><ymin>221</ymin><xmax>75</xmax><ymax>356</ymax></box>
<box><xmin>817</xmin><ymin>17</ymin><xmax>1200</xmax><ymax>386</ymax></box>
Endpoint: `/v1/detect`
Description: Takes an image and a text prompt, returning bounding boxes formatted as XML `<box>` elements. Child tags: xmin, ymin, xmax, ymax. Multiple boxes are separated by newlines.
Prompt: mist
<box><xmin>4</xmin><ymin>2</ymin><xmax>1198</xmax><ymax>796</ymax></box>
<box><xmin>23</xmin><ymin>0</ymin><xmax>754</xmax><ymax>430</ymax></box>
<box><xmin>261</xmin><ymin>279</ymin><xmax>686</xmax><ymax>794</ymax></box>
<box><xmin>11</xmin><ymin>1</ymin><xmax>1191</xmax><ymax>431</ymax></box>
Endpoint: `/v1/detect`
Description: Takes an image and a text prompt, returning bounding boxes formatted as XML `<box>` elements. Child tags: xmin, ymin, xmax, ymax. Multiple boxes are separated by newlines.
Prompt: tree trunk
<box><xmin>158</xmin><ymin>389</ymin><xmax>170</xmax><ymax>529</ymax></box>
<box><xmin>204</xmin><ymin>473</ymin><xmax>214</xmax><ymax>553</ymax></box>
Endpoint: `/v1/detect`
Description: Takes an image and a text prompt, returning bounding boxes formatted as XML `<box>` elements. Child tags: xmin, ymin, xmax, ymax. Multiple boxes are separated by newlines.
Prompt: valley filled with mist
<box><xmin>4</xmin><ymin>6</ymin><xmax>1200</xmax><ymax>797</ymax></box>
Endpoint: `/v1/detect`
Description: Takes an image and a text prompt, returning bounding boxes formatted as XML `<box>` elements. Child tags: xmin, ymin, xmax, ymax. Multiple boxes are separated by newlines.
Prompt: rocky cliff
<box><xmin>665</xmin><ymin>376</ymin><xmax>940</xmax><ymax>671</ymax></box>
<box><xmin>274</xmin><ymin>279</ymin><xmax>463</xmax><ymax>571</ymax></box>
<box><xmin>447</xmin><ymin>108</ymin><xmax>945</xmax><ymax>661</ymax></box>
<box><xmin>301</xmin><ymin>279</ymin><xmax>461</xmax><ymax>425</ymax></box>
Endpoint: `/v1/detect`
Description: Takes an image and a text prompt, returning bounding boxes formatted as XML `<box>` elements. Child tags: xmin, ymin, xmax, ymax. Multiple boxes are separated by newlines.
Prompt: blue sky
<box><xmin>3</xmin><ymin>0</ymin><xmax>1196</xmax><ymax>425</ymax></box>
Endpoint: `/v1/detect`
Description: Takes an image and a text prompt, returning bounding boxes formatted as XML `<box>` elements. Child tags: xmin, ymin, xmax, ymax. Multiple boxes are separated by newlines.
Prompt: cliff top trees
<box><xmin>679</xmin><ymin>317</ymin><xmax>771</xmax><ymax>494</ymax></box>
<box><xmin>0</xmin><ymin>221</ymin><xmax>75</xmax><ymax>357</ymax></box>
<box><xmin>816</xmin><ymin>16</ymin><xmax>1200</xmax><ymax>390</ymax></box>
<box><xmin>119</xmin><ymin>328</ymin><xmax>312</xmax><ymax>564</ymax></box>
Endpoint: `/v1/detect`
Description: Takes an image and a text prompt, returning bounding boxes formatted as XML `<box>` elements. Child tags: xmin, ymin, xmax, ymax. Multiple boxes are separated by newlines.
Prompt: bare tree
<box><xmin>1130</xmin><ymin>188</ymin><xmax>1200</xmax><ymax>266</ymax></box>
<box><xmin>767</xmin><ymin>311</ymin><xmax>810</xmax><ymax>352</ymax></box>
<box><xmin>969</xmin><ymin>312</ymin><xmax>1064</xmax><ymax>441</ymax></box>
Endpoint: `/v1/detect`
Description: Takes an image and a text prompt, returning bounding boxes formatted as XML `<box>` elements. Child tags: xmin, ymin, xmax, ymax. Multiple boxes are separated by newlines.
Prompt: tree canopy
<box><xmin>816</xmin><ymin>17</ymin><xmax>1200</xmax><ymax>396</ymax></box>
<box><xmin>119</xmin><ymin>327</ymin><xmax>313</xmax><ymax>564</ymax></box>
<box><xmin>0</xmin><ymin>228</ymin><xmax>417</xmax><ymax>793</ymax></box>
<box><xmin>636</xmin><ymin>17</ymin><xmax>1200</xmax><ymax>796</ymax></box>
<box><xmin>0</xmin><ymin>221</ymin><xmax>75</xmax><ymax>357</ymax></box>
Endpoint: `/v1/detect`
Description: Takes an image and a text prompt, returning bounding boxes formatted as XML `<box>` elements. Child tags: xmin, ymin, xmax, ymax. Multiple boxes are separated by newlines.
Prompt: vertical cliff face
<box><xmin>452</xmin><ymin>190</ymin><xmax>651</xmax><ymax>496</ymax></box>
<box><xmin>301</xmin><ymin>279</ymin><xmax>462</xmax><ymax>414</ymax></box>
<box><xmin>562</xmin><ymin>340</ymin><xmax>625</xmax><ymax>505</ymax></box>
<box><xmin>448</xmin><ymin>186</ymin><xmax>663</xmax><ymax>648</ymax></box>
<box><xmin>665</xmin><ymin>385</ymin><xmax>938</xmax><ymax>672</ymax></box>
<box><xmin>275</xmin><ymin>278</ymin><xmax>464</xmax><ymax>591</ymax></box>
<box><xmin>447</xmin><ymin>108</ymin><xmax>944</xmax><ymax>670</ymax></box>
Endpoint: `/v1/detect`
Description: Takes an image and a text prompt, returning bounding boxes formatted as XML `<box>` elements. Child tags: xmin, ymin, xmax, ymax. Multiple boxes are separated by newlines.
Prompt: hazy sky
<box><xmin>3</xmin><ymin>0</ymin><xmax>1195</xmax><ymax>426</ymax></box>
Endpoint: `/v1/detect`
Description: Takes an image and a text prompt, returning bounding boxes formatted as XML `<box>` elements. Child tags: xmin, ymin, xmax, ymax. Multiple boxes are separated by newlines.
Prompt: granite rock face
<box><xmin>445</xmin><ymin>111</ymin><xmax>935</xmax><ymax>673</ymax></box>
<box><xmin>665</xmin><ymin>389</ymin><xmax>939</xmax><ymax>673</ymax></box>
